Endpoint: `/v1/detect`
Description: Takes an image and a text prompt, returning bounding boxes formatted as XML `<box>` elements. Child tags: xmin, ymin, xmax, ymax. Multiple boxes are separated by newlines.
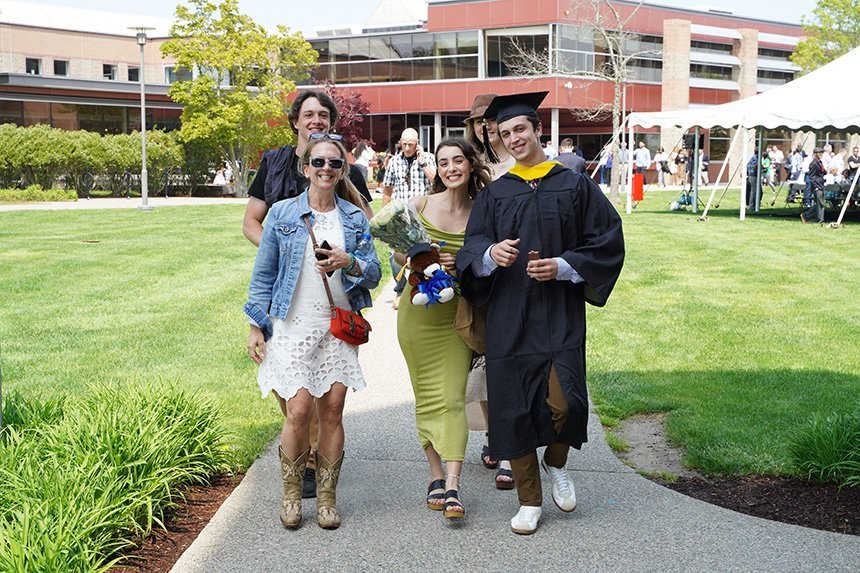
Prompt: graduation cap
<box><xmin>484</xmin><ymin>91</ymin><xmax>549</xmax><ymax>125</ymax></box>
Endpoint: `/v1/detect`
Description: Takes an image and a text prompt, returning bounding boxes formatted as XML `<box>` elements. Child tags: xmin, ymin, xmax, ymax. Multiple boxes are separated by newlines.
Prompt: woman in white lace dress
<box><xmin>245</xmin><ymin>135</ymin><xmax>381</xmax><ymax>530</ymax></box>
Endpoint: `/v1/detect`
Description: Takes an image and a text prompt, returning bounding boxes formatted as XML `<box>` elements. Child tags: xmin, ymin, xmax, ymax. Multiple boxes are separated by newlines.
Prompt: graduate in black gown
<box><xmin>455</xmin><ymin>92</ymin><xmax>624</xmax><ymax>535</ymax></box>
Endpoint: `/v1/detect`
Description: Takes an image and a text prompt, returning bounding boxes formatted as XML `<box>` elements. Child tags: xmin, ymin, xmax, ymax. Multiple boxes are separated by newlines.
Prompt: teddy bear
<box><xmin>406</xmin><ymin>242</ymin><xmax>457</xmax><ymax>306</ymax></box>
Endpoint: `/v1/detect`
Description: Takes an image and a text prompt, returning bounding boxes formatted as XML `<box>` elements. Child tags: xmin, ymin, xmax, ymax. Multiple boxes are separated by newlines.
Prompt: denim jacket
<box><xmin>244</xmin><ymin>192</ymin><xmax>381</xmax><ymax>340</ymax></box>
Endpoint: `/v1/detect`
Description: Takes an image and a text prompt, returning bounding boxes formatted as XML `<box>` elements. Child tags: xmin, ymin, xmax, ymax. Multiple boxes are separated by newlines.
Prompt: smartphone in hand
<box><xmin>315</xmin><ymin>240</ymin><xmax>335</xmax><ymax>276</ymax></box>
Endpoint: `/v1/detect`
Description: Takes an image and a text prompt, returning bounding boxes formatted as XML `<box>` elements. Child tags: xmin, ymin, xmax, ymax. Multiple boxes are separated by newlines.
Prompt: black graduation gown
<box><xmin>455</xmin><ymin>165</ymin><xmax>624</xmax><ymax>460</ymax></box>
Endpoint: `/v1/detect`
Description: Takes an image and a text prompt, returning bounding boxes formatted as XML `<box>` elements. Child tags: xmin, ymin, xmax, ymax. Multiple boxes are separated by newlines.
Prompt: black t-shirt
<box><xmin>248</xmin><ymin>152</ymin><xmax>372</xmax><ymax>204</ymax></box>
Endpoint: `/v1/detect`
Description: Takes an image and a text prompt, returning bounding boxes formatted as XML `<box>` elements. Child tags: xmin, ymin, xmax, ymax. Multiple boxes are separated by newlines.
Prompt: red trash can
<box><xmin>632</xmin><ymin>173</ymin><xmax>644</xmax><ymax>201</ymax></box>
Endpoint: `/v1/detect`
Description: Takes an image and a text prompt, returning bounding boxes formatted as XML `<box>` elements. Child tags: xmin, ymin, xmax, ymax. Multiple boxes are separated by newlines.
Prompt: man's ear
<box><xmin>535</xmin><ymin>121</ymin><xmax>543</xmax><ymax>139</ymax></box>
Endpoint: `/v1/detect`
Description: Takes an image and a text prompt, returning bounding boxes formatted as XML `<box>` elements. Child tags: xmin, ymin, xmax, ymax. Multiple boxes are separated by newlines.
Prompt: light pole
<box><xmin>129</xmin><ymin>27</ymin><xmax>155</xmax><ymax>211</ymax></box>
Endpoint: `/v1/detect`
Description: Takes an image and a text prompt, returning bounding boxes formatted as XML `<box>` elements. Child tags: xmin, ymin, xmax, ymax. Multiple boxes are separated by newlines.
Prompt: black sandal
<box><xmin>481</xmin><ymin>434</ymin><xmax>499</xmax><ymax>469</ymax></box>
<box><xmin>426</xmin><ymin>478</ymin><xmax>445</xmax><ymax>511</ymax></box>
<box><xmin>443</xmin><ymin>489</ymin><xmax>465</xmax><ymax>520</ymax></box>
<box><xmin>495</xmin><ymin>467</ymin><xmax>515</xmax><ymax>490</ymax></box>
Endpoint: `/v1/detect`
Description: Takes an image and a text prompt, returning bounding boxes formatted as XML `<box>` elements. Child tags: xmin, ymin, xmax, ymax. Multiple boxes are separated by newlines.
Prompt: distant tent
<box><xmin>625</xmin><ymin>47</ymin><xmax>860</xmax><ymax>224</ymax></box>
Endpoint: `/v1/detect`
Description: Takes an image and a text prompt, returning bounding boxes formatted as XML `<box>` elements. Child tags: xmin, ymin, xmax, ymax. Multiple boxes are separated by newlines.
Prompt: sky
<box><xmin>31</xmin><ymin>0</ymin><xmax>819</xmax><ymax>35</ymax></box>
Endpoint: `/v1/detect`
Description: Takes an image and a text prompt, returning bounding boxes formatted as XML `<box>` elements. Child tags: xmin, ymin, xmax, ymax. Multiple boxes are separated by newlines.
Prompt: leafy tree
<box><xmin>145</xmin><ymin>129</ymin><xmax>184</xmax><ymax>196</ymax></box>
<box><xmin>64</xmin><ymin>131</ymin><xmax>106</xmax><ymax>197</ymax></box>
<box><xmin>101</xmin><ymin>133</ymin><xmax>140</xmax><ymax>197</ymax></box>
<box><xmin>13</xmin><ymin>125</ymin><xmax>73</xmax><ymax>189</ymax></box>
<box><xmin>792</xmin><ymin>0</ymin><xmax>860</xmax><ymax>73</ymax></box>
<box><xmin>161</xmin><ymin>0</ymin><xmax>318</xmax><ymax>196</ymax></box>
<box><xmin>316</xmin><ymin>80</ymin><xmax>373</xmax><ymax>150</ymax></box>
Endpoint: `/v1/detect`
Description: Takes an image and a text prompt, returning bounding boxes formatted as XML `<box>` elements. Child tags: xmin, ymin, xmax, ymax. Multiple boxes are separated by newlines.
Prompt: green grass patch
<box><xmin>588</xmin><ymin>189</ymin><xmax>860</xmax><ymax>477</ymax></box>
<box><xmin>0</xmin><ymin>385</ymin><xmax>227</xmax><ymax>572</ymax></box>
<box><xmin>0</xmin><ymin>185</ymin><xmax>77</xmax><ymax>202</ymax></box>
<box><xmin>604</xmin><ymin>431</ymin><xmax>629</xmax><ymax>453</ymax></box>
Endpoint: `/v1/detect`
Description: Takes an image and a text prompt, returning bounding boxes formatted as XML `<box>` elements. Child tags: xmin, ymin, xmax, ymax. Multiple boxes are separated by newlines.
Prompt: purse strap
<box><xmin>302</xmin><ymin>214</ymin><xmax>336</xmax><ymax>313</ymax></box>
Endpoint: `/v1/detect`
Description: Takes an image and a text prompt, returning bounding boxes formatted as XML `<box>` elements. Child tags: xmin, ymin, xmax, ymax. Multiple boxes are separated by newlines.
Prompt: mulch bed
<box><xmin>660</xmin><ymin>475</ymin><xmax>860</xmax><ymax>536</ymax></box>
<box><xmin>111</xmin><ymin>473</ymin><xmax>244</xmax><ymax>573</ymax></box>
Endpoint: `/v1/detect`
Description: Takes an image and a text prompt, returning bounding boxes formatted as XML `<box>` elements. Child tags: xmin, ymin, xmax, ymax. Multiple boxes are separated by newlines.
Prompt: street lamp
<box><xmin>129</xmin><ymin>27</ymin><xmax>155</xmax><ymax>211</ymax></box>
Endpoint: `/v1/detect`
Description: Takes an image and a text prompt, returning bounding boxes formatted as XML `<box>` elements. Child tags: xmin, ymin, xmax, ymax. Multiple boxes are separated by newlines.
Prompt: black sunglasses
<box><xmin>309</xmin><ymin>133</ymin><xmax>343</xmax><ymax>141</ymax></box>
<box><xmin>310</xmin><ymin>156</ymin><xmax>345</xmax><ymax>169</ymax></box>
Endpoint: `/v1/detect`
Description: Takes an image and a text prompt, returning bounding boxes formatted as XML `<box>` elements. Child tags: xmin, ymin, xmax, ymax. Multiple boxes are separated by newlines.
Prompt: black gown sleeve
<box><xmin>560</xmin><ymin>175</ymin><xmax>625</xmax><ymax>307</ymax></box>
<box><xmin>247</xmin><ymin>156</ymin><xmax>269</xmax><ymax>201</ymax></box>
<box><xmin>349</xmin><ymin>164</ymin><xmax>372</xmax><ymax>203</ymax></box>
<box><xmin>456</xmin><ymin>187</ymin><xmax>498</xmax><ymax>306</ymax></box>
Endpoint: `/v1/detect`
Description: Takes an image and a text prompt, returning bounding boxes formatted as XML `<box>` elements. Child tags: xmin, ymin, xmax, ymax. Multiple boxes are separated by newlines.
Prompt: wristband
<box><xmin>345</xmin><ymin>253</ymin><xmax>356</xmax><ymax>274</ymax></box>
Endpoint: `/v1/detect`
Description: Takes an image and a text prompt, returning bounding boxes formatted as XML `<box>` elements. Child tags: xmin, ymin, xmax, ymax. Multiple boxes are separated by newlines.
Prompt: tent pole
<box><xmin>755</xmin><ymin>128</ymin><xmax>763</xmax><ymax>212</ymax></box>
<box><xmin>699</xmin><ymin>127</ymin><xmax>742</xmax><ymax>221</ymax></box>
<box><xmin>831</xmin><ymin>165</ymin><xmax>860</xmax><ymax>228</ymax></box>
<box><xmin>626</xmin><ymin>119</ymin><xmax>634</xmax><ymax>214</ymax></box>
<box><xmin>692</xmin><ymin>127</ymin><xmax>700</xmax><ymax>214</ymax></box>
<box><xmin>740</xmin><ymin>125</ymin><xmax>748</xmax><ymax>221</ymax></box>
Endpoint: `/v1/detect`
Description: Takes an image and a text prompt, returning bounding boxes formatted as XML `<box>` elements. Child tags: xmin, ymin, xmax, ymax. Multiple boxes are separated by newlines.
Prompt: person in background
<box><xmin>801</xmin><ymin>147</ymin><xmax>826</xmax><ymax>224</ymax></box>
<box><xmin>381</xmin><ymin>128</ymin><xmax>437</xmax><ymax>310</ymax></box>
<box><xmin>674</xmin><ymin>148</ymin><xmax>687</xmax><ymax>187</ymax></box>
<box><xmin>772</xmin><ymin>145</ymin><xmax>785</xmax><ymax>183</ymax></box>
<box><xmin>632</xmin><ymin>140</ymin><xmax>651</xmax><ymax>175</ymax></box>
<box><xmin>698</xmin><ymin>149</ymin><xmax>710</xmax><ymax>186</ymax></box>
<box><xmin>556</xmin><ymin>138</ymin><xmax>585</xmax><ymax>174</ymax></box>
<box><xmin>245</xmin><ymin>135</ymin><xmax>381</xmax><ymax>530</ymax></box>
<box><xmin>241</xmin><ymin>90</ymin><xmax>373</xmax><ymax>500</ymax></box>
<box><xmin>543</xmin><ymin>139</ymin><xmax>558</xmax><ymax>161</ymax></box>
<box><xmin>653</xmin><ymin>147</ymin><xmax>669</xmax><ymax>188</ymax></box>
<box><xmin>352</xmin><ymin>141</ymin><xmax>375</xmax><ymax>182</ymax></box>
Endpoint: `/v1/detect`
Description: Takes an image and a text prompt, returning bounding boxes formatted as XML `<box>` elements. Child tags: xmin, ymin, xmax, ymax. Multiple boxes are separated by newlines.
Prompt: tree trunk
<box><xmin>608</xmin><ymin>79</ymin><xmax>623</xmax><ymax>204</ymax></box>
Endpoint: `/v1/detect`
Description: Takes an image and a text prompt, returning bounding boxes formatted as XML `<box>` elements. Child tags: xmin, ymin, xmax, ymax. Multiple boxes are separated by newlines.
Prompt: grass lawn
<box><xmin>1</xmin><ymin>192</ymin><xmax>857</xmax><ymax>476</ymax></box>
<box><xmin>588</xmin><ymin>188</ymin><xmax>860</xmax><ymax>475</ymax></box>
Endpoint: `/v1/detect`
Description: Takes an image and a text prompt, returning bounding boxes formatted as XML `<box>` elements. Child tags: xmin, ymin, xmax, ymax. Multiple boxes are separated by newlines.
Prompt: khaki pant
<box><xmin>509</xmin><ymin>365</ymin><xmax>570</xmax><ymax>506</ymax></box>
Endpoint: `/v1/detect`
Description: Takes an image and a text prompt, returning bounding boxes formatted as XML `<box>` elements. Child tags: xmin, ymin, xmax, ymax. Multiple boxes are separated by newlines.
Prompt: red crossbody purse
<box><xmin>303</xmin><ymin>215</ymin><xmax>371</xmax><ymax>346</ymax></box>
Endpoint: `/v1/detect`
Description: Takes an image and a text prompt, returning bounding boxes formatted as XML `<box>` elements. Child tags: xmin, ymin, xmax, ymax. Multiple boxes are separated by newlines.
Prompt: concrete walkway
<box><xmin>171</xmin><ymin>286</ymin><xmax>860</xmax><ymax>573</ymax></box>
<box><xmin>0</xmin><ymin>196</ymin><xmax>249</xmax><ymax>212</ymax></box>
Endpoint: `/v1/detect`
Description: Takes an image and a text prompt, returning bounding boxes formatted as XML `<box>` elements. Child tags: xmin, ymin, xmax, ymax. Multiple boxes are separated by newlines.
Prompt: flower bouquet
<box><xmin>369</xmin><ymin>199</ymin><xmax>430</xmax><ymax>252</ymax></box>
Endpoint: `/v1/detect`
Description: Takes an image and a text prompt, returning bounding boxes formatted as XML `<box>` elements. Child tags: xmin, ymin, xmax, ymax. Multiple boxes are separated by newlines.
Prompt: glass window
<box><xmin>690</xmin><ymin>63</ymin><xmax>732</xmax><ymax>80</ymax></box>
<box><xmin>578</xmin><ymin>134</ymin><xmax>611</xmax><ymax>162</ymax></box>
<box><xmin>370</xmin><ymin>60</ymin><xmax>391</xmax><ymax>82</ymax></box>
<box><xmin>369</xmin><ymin>36</ymin><xmax>395</xmax><ymax>60</ymax></box>
<box><xmin>412</xmin><ymin>34</ymin><xmax>434</xmax><ymax>58</ymax></box>
<box><xmin>708</xmin><ymin>127</ymin><xmax>729</xmax><ymax>161</ymax></box>
<box><xmin>757</xmin><ymin>69</ymin><xmax>794</xmax><ymax>85</ymax></box>
<box><xmin>128</xmin><ymin>67</ymin><xmax>139</xmax><ymax>82</ymax></box>
<box><xmin>435</xmin><ymin>57</ymin><xmax>456</xmax><ymax>80</ymax></box>
<box><xmin>164</xmin><ymin>66</ymin><xmax>192</xmax><ymax>84</ymax></box>
<box><xmin>389</xmin><ymin>34</ymin><xmax>412</xmax><ymax>59</ymax></box>
<box><xmin>434</xmin><ymin>32</ymin><xmax>457</xmax><ymax>57</ymax></box>
<box><xmin>50</xmin><ymin>103</ymin><xmax>78</xmax><ymax>130</ymax></box>
<box><xmin>691</xmin><ymin>40</ymin><xmax>733</xmax><ymax>54</ymax></box>
<box><xmin>0</xmin><ymin>101</ymin><xmax>23</xmax><ymax>125</ymax></box>
<box><xmin>413</xmin><ymin>58</ymin><xmax>434</xmax><ymax>81</ymax></box>
<box><xmin>349</xmin><ymin>62</ymin><xmax>371</xmax><ymax>83</ymax></box>
<box><xmin>390</xmin><ymin>60</ymin><xmax>412</xmax><ymax>82</ymax></box>
<box><xmin>329</xmin><ymin>39</ymin><xmax>350</xmax><ymax>63</ymax></box>
<box><xmin>53</xmin><ymin>60</ymin><xmax>68</xmax><ymax>76</ymax></box>
<box><xmin>487</xmin><ymin>33</ymin><xmax>549</xmax><ymax>77</ymax></box>
<box><xmin>556</xmin><ymin>51</ymin><xmax>593</xmax><ymax>74</ymax></box>
<box><xmin>310</xmin><ymin>41</ymin><xmax>330</xmax><ymax>63</ymax></box>
<box><xmin>25</xmin><ymin>58</ymin><xmax>41</xmax><ymax>75</ymax></box>
<box><xmin>349</xmin><ymin>37</ymin><xmax>371</xmax><ymax>59</ymax></box>
<box><xmin>758</xmin><ymin>47</ymin><xmax>792</xmax><ymax>60</ymax></box>
<box><xmin>22</xmin><ymin>101</ymin><xmax>50</xmax><ymax>126</ymax></box>
<box><xmin>457</xmin><ymin>56</ymin><xmax>479</xmax><ymax>79</ymax></box>
<box><xmin>103</xmin><ymin>64</ymin><xmax>117</xmax><ymax>80</ymax></box>
<box><xmin>557</xmin><ymin>25</ymin><xmax>593</xmax><ymax>52</ymax></box>
<box><xmin>457</xmin><ymin>32</ymin><xmax>479</xmax><ymax>55</ymax></box>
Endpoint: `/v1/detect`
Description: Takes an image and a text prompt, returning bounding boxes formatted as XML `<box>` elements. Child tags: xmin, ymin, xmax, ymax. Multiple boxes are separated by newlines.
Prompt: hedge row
<box><xmin>0</xmin><ymin>124</ymin><xmax>217</xmax><ymax>198</ymax></box>
<box><xmin>0</xmin><ymin>185</ymin><xmax>77</xmax><ymax>202</ymax></box>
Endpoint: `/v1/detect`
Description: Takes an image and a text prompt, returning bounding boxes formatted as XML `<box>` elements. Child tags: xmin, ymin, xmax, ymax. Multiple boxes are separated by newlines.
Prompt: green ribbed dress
<box><xmin>397</xmin><ymin>213</ymin><xmax>472</xmax><ymax>461</ymax></box>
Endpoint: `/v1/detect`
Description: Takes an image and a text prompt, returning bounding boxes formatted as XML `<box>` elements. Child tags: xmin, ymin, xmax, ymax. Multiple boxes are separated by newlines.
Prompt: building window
<box><xmin>757</xmin><ymin>69</ymin><xmax>794</xmax><ymax>85</ymax></box>
<box><xmin>103</xmin><ymin>64</ymin><xmax>117</xmax><ymax>80</ymax></box>
<box><xmin>691</xmin><ymin>40</ymin><xmax>733</xmax><ymax>54</ymax></box>
<box><xmin>758</xmin><ymin>47</ymin><xmax>793</xmax><ymax>60</ymax></box>
<box><xmin>487</xmin><ymin>28</ymin><xmax>549</xmax><ymax>78</ymax></box>
<box><xmin>128</xmin><ymin>67</ymin><xmax>140</xmax><ymax>82</ymax></box>
<box><xmin>53</xmin><ymin>60</ymin><xmax>69</xmax><ymax>76</ymax></box>
<box><xmin>25</xmin><ymin>58</ymin><xmax>41</xmax><ymax>75</ymax></box>
<box><xmin>690</xmin><ymin>63</ymin><xmax>733</xmax><ymax>80</ymax></box>
<box><xmin>164</xmin><ymin>66</ymin><xmax>193</xmax><ymax>84</ymax></box>
<box><xmin>708</xmin><ymin>127</ymin><xmax>730</xmax><ymax>160</ymax></box>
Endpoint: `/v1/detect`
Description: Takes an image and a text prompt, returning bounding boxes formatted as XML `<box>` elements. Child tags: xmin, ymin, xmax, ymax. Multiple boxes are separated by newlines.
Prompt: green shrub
<box><xmin>790</xmin><ymin>408</ymin><xmax>860</xmax><ymax>487</ymax></box>
<box><xmin>0</xmin><ymin>185</ymin><xmax>77</xmax><ymax>202</ymax></box>
<box><xmin>0</xmin><ymin>385</ymin><xmax>228</xmax><ymax>572</ymax></box>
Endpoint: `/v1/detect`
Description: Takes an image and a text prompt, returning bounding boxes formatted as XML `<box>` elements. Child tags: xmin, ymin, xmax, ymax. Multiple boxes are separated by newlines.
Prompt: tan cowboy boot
<box><xmin>278</xmin><ymin>446</ymin><xmax>309</xmax><ymax>529</ymax></box>
<box><xmin>315</xmin><ymin>451</ymin><xmax>344</xmax><ymax>529</ymax></box>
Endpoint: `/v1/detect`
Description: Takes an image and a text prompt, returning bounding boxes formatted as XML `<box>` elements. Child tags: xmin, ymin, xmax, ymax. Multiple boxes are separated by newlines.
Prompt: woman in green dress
<box><xmin>397</xmin><ymin>138</ymin><xmax>491</xmax><ymax>521</ymax></box>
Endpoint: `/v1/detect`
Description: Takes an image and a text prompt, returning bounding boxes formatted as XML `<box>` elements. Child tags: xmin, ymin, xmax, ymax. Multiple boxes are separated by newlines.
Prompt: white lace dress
<box><xmin>257</xmin><ymin>208</ymin><xmax>367</xmax><ymax>400</ymax></box>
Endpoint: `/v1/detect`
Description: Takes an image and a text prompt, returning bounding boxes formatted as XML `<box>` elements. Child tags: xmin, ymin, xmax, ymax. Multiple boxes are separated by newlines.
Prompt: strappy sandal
<box><xmin>495</xmin><ymin>467</ymin><xmax>515</xmax><ymax>490</ymax></box>
<box><xmin>443</xmin><ymin>478</ymin><xmax>465</xmax><ymax>520</ymax></box>
<box><xmin>426</xmin><ymin>478</ymin><xmax>445</xmax><ymax>511</ymax></box>
<box><xmin>481</xmin><ymin>434</ymin><xmax>499</xmax><ymax>469</ymax></box>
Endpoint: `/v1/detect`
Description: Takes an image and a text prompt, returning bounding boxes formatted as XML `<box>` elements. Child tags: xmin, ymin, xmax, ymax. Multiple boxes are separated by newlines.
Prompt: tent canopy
<box><xmin>628</xmin><ymin>47</ymin><xmax>860</xmax><ymax>131</ymax></box>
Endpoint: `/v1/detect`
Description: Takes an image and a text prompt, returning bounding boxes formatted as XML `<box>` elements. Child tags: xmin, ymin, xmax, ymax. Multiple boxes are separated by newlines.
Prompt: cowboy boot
<box><xmin>315</xmin><ymin>451</ymin><xmax>344</xmax><ymax>529</ymax></box>
<box><xmin>278</xmin><ymin>446</ymin><xmax>309</xmax><ymax>529</ymax></box>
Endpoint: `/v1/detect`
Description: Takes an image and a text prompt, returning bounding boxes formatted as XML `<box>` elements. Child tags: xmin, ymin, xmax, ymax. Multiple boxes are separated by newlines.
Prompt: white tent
<box><xmin>624</xmin><ymin>47</ymin><xmax>860</xmax><ymax>223</ymax></box>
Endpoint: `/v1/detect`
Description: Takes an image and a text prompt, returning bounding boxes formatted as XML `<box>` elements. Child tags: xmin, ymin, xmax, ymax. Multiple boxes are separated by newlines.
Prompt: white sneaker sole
<box><xmin>541</xmin><ymin>459</ymin><xmax>577</xmax><ymax>513</ymax></box>
<box><xmin>511</xmin><ymin>524</ymin><xmax>538</xmax><ymax>535</ymax></box>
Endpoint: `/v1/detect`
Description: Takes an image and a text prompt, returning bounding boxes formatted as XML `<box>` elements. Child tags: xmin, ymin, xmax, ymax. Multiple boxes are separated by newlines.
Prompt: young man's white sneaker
<box><xmin>510</xmin><ymin>505</ymin><xmax>542</xmax><ymax>535</ymax></box>
<box><xmin>540</xmin><ymin>458</ymin><xmax>577</xmax><ymax>512</ymax></box>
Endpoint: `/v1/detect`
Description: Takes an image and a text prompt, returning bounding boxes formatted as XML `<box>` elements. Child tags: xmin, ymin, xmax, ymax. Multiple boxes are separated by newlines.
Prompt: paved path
<box><xmin>172</xmin><ymin>285</ymin><xmax>860</xmax><ymax>573</ymax></box>
<box><xmin>0</xmin><ymin>196</ymin><xmax>249</xmax><ymax>212</ymax></box>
